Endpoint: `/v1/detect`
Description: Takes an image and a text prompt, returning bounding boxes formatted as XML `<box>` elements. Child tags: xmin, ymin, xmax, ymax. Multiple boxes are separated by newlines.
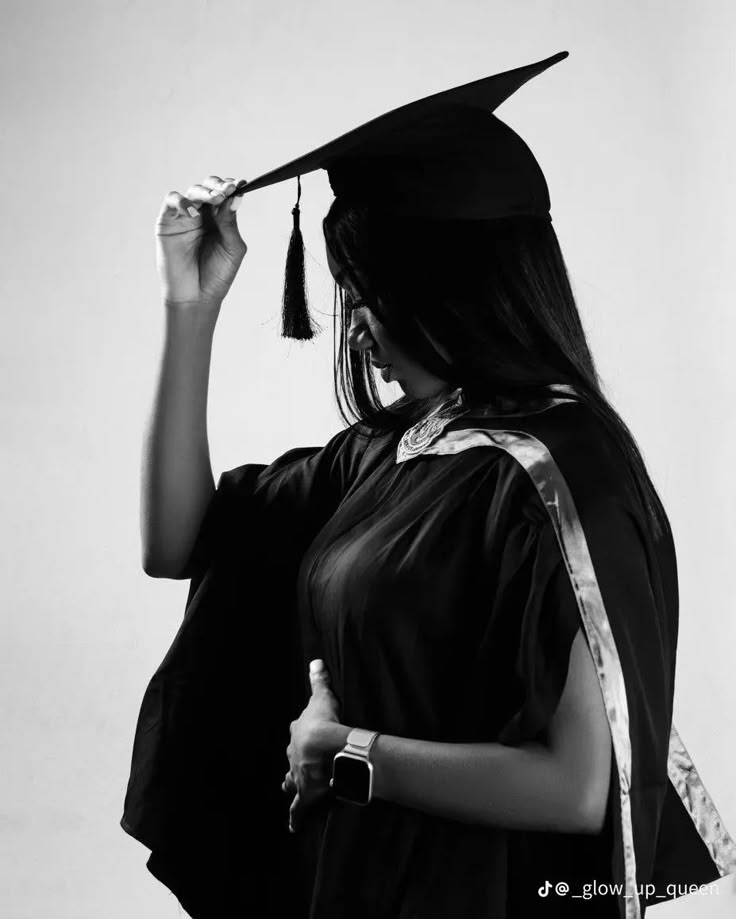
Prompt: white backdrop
<box><xmin>1</xmin><ymin>1</ymin><xmax>734</xmax><ymax>916</ymax></box>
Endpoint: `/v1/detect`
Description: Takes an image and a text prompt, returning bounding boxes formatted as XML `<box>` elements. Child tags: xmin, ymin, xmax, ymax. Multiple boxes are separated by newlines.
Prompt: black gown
<box><xmin>120</xmin><ymin>386</ymin><xmax>736</xmax><ymax>918</ymax></box>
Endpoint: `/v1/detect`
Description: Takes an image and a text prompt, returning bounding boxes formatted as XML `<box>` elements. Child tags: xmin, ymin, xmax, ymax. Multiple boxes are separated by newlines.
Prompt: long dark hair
<box><xmin>322</xmin><ymin>196</ymin><xmax>668</xmax><ymax>539</ymax></box>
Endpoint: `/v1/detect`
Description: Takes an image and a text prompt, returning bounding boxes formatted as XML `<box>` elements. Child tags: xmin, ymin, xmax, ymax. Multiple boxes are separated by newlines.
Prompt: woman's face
<box><xmin>326</xmin><ymin>247</ymin><xmax>452</xmax><ymax>400</ymax></box>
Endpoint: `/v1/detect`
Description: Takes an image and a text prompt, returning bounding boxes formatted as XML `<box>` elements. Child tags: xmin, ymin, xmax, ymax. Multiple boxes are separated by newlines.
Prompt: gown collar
<box><xmin>396</xmin><ymin>384</ymin><xmax>581</xmax><ymax>464</ymax></box>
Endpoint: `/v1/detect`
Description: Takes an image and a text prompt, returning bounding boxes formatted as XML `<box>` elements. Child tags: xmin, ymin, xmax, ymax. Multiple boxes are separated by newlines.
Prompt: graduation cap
<box><xmin>226</xmin><ymin>50</ymin><xmax>569</xmax><ymax>340</ymax></box>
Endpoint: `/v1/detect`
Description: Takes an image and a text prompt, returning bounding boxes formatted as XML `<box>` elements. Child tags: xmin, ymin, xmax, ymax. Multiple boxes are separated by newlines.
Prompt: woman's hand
<box><xmin>155</xmin><ymin>175</ymin><xmax>248</xmax><ymax>307</ymax></box>
<box><xmin>284</xmin><ymin>660</ymin><xmax>343</xmax><ymax>833</ymax></box>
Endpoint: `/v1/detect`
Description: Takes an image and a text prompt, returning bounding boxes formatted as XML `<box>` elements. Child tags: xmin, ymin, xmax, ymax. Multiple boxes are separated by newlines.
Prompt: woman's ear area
<box><xmin>415</xmin><ymin>317</ymin><xmax>454</xmax><ymax>365</ymax></box>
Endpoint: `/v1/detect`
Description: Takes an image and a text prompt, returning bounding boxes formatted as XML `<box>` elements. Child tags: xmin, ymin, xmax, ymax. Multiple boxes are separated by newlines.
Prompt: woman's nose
<box><xmin>347</xmin><ymin>313</ymin><xmax>374</xmax><ymax>352</ymax></box>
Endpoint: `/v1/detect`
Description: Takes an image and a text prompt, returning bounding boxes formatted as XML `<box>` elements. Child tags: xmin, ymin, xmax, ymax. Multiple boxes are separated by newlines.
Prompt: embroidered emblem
<box><xmin>396</xmin><ymin>388</ymin><xmax>470</xmax><ymax>462</ymax></box>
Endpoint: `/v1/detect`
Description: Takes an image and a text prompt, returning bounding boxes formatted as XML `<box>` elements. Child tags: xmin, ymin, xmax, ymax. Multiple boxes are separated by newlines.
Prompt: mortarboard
<box><xmin>225</xmin><ymin>50</ymin><xmax>569</xmax><ymax>340</ymax></box>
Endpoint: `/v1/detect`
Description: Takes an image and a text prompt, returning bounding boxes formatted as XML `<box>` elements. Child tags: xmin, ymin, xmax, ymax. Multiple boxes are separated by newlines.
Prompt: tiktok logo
<box><xmin>538</xmin><ymin>880</ymin><xmax>552</xmax><ymax>897</ymax></box>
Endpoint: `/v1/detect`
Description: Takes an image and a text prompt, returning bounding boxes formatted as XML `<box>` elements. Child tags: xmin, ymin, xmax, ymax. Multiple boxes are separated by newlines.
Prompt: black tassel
<box><xmin>282</xmin><ymin>175</ymin><xmax>319</xmax><ymax>340</ymax></box>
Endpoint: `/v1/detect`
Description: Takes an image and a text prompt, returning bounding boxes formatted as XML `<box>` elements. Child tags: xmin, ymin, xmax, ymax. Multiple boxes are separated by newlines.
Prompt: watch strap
<box><xmin>344</xmin><ymin>728</ymin><xmax>380</xmax><ymax>758</ymax></box>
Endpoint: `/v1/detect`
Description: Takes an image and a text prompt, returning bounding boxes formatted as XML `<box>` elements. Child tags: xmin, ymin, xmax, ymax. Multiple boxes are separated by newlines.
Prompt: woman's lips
<box><xmin>370</xmin><ymin>359</ymin><xmax>393</xmax><ymax>381</ymax></box>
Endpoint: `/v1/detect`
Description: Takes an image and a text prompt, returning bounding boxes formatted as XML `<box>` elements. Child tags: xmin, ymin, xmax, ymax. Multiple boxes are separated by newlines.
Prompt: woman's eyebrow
<box><xmin>331</xmin><ymin>268</ymin><xmax>368</xmax><ymax>309</ymax></box>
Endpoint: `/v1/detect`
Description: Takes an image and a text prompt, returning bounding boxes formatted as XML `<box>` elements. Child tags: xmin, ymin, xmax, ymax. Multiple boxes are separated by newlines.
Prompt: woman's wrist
<box><xmin>311</xmin><ymin>721</ymin><xmax>353</xmax><ymax>759</ymax></box>
<box><xmin>163</xmin><ymin>298</ymin><xmax>222</xmax><ymax>338</ymax></box>
<box><xmin>163</xmin><ymin>295</ymin><xmax>223</xmax><ymax>315</ymax></box>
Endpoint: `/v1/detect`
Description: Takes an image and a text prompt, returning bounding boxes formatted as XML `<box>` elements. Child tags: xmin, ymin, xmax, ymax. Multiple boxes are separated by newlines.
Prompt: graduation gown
<box><xmin>120</xmin><ymin>385</ymin><xmax>736</xmax><ymax>918</ymax></box>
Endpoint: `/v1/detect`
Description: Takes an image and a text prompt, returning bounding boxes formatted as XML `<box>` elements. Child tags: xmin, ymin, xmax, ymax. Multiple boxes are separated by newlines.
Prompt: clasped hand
<box><xmin>283</xmin><ymin>659</ymin><xmax>342</xmax><ymax>833</ymax></box>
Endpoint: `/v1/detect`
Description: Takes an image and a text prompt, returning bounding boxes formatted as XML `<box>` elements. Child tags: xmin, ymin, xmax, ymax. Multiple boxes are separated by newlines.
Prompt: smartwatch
<box><xmin>330</xmin><ymin>727</ymin><xmax>380</xmax><ymax>806</ymax></box>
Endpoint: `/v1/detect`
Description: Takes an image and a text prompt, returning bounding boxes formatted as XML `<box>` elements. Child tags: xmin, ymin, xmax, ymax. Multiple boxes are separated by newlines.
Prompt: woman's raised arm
<box><xmin>141</xmin><ymin>175</ymin><xmax>247</xmax><ymax>579</ymax></box>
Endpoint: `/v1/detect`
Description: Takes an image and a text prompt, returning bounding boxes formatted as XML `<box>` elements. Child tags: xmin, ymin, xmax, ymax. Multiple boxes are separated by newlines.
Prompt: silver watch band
<box><xmin>344</xmin><ymin>727</ymin><xmax>380</xmax><ymax>758</ymax></box>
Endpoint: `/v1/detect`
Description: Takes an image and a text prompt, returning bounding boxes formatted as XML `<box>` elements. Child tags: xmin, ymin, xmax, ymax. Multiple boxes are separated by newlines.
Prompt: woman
<box><xmin>122</xmin><ymin>54</ymin><xmax>736</xmax><ymax>919</ymax></box>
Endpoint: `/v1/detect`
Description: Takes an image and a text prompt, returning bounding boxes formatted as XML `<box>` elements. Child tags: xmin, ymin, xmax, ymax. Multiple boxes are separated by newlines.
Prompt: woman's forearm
<box><xmin>140</xmin><ymin>301</ymin><xmax>221</xmax><ymax>579</ymax></box>
<box><xmin>370</xmin><ymin>733</ymin><xmax>601</xmax><ymax>833</ymax></box>
<box><xmin>317</xmin><ymin>723</ymin><xmax>602</xmax><ymax>835</ymax></box>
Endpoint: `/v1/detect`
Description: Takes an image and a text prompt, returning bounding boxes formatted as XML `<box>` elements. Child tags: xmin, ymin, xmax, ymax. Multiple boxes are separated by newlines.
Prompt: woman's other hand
<box><xmin>284</xmin><ymin>660</ymin><xmax>343</xmax><ymax>832</ymax></box>
<box><xmin>155</xmin><ymin>175</ymin><xmax>248</xmax><ymax>307</ymax></box>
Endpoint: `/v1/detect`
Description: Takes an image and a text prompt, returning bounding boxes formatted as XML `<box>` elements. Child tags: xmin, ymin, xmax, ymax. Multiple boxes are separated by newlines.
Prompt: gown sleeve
<box><xmin>181</xmin><ymin>422</ymin><xmax>360</xmax><ymax>581</ymax></box>
<box><xmin>494</xmin><ymin>512</ymin><xmax>585</xmax><ymax>748</ymax></box>
<box><xmin>486</xmin><ymin>455</ymin><xmax>675</xmax><ymax>774</ymax></box>
<box><xmin>120</xmin><ymin>422</ymin><xmax>363</xmax><ymax>919</ymax></box>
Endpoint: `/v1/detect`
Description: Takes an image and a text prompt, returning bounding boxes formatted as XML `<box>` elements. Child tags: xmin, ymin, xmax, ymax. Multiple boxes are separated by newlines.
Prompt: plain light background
<box><xmin>1</xmin><ymin>1</ymin><xmax>734</xmax><ymax>916</ymax></box>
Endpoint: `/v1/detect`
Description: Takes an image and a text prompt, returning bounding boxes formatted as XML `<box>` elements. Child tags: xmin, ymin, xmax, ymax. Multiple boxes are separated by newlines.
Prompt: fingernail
<box><xmin>186</xmin><ymin>206</ymin><xmax>199</xmax><ymax>218</ymax></box>
<box><xmin>229</xmin><ymin>196</ymin><xmax>242</xmax><ymax>212</ymax></box>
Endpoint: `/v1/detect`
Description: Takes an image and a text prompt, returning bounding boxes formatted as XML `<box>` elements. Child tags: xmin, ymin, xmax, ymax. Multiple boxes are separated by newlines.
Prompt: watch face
<box><xmin>332</xmin><ymin>754</ymin><xmax>372</xmax><ymax>805</ymax></box>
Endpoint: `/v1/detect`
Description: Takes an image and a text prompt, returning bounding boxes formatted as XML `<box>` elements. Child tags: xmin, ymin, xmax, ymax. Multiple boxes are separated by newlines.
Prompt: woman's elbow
<box><xmin>141</xmin><ymin>551</ymin><xmax>191</xmax><ymax>579</ymax></box>
<box><xmin>573</xmin><ymin>782</ymin><xmax>610</xmax><ymax>835</ymax></box>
